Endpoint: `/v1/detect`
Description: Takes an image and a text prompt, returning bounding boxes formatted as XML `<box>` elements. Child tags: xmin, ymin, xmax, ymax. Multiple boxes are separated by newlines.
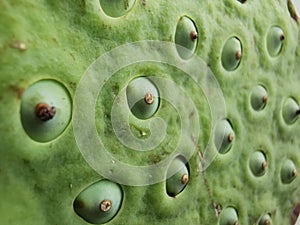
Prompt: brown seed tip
<box><xmin>35</xmin><ymin>103</ymin><xmax>56</xmax><ymax>121</ymax></box>
<box><xmin>228</xmin><ymin>133</ymin><xmax>234</xmax><ymax>142</ymax></box>
<box><xmin>99</xmin><ymin>199</ymin><xmax>112</xmax><ymax>212</ymax></box>
<box><xmin>262</xmin><ymin>162</ymin><xmax>268</xmax><ymax>170</ymax></box>
<box><xmin>236</xmin><ymin>51</ymin><xmax>242</xmax><ymax>60</ymax></box>
<box><xmin>265</xmin><ymin>219</ymin><xmax>271</xmax><ymax>225</ymax></box>
<box><xmin>144</xmin><ymin>92</ymin><xmax>154</xmax><ymax>105</ymax></box>
<box><xmin>262</xmin><ymin>95</ymin><xmax>268</xmax><ymax>103</ymax></box>
<box><xmin>292</xmin><ymin>169</ymin><xmax>298</xmax><ymax>177</ymax></box>
<box><xmin>190</xmin><ymin>31</ymin><xmax>198</xmax><ymax>41</ymax></box>
<box><xmin>181</xmin><ymin>174</ymin><xmax>189</xmax><ymax>185</ymax></box>
<box><xmin>234</xmin><ymin>221</ymin><xmax>239</xmax><ymax>225</ymax></box>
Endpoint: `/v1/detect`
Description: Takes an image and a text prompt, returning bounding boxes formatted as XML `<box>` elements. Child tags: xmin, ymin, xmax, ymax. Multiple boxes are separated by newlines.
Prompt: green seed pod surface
<box><xmin>219</xmin><ymin>207</ymin><xmax>239</xmax><ymax>225</ymax></box>
<box><xmin>266</xmin><ymin>26</ymin><xmax>285</xmax><ymax>57</ymax></box>
<box><xmin>258</xmin><ymin>213</ymin><xmax>272</xmax><ymax>225</ymax></box>
<box><xmin>20</xmin><ymin>79</ymin><xmax>72</xmax><ymax>142</ymax></box>
<box><xmin>282</xmin><ymin>97</ymin><xmax>300</xmax><ymax>125</ymax></box>
<box><xmin>250</xmin><ymin>85</ymin><xmax>268</xmax><ymax>111</ymax></box>
<box><xmin>166</xmin><ymin>157</ymin><xmax>189</xmax><ymax>197</ymax></box>
<box><xmin>99</xmin><ymin>0</ymin><xmax>136</xmax><ymax>17</ymax></box>
<box><xmin>281</xmin><ymin>159</ymin><xmax>298</xmax><ymax>184</ymax></box>
<box><xmin>126</xmin><ymin>77</ymin><xmax>159</xmax><ymax>120</ymax></box>
<box><xmin>249</xmin><ymin>151</ymin><xmax>268</xmax><ymax>177</ymax></box>
<box><xmin>214</xmin><ymin>119</ymin><xmax>235</xmax><ymax>154</ymax></box>
<box><xmin>73</xmin><ymin>180</ymin><xmax>123</xmax><ymax>224</ymax></box>
<box><xmin>175</xmin><ymin>16</ymin><xmax>198</xmax><ymax>60</ymax></box>
<box><xmin>221</xmin><ymin>37</ymin><xmax>242</xmax><ymax>71</ymax></box>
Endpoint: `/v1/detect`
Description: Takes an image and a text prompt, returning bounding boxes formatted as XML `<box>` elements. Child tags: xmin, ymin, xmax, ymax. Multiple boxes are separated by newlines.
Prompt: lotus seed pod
<box><xmin>219</xmin><ymin>207</ymin><xmax>239</xmax><ymax>225</ymax></box>
<box><xmin>282</xmin><ymin>97</ymin><xmax>300</xmax><ymax>125</ymax></box>
<box><xmin>73</xmin><ymin>180</ymin><xmax>123</xmax><ymax>224</ymax></box>
<box><xmin>166</xmin><ymin>157</ymin><xmax>189</xmax><ymax>197</ymax></box>
<box><xmin>249</xmin><ymin>151</ymin><xmax>268</xmax><ymax>177</ymax></box>
<box><xmin>281</xmin><ymin>159</ymin><xmax>298</xmax><ymax>184</ymax></box>
<box><xmin>250</xmin><ymin>86</ymin><xmax>268</xmax><ymax>111</ymax></box>
<box><xmin>126</xmin><ymin>77</ymin><xmax>159</xmax><ymax>120</ymax></box>
<box><xmin>266</xmin><ymin>26</ymin><xmax>285</xmax><ymax>57</ymax></box>
<box><xmin>175</xmin><ymin>16</ymin><xmax>198</xmax><ymax>59</ymax></box>
<box><xmin>214</xmin><ymin>119</ymin><xmax>235</xmax><ymax>154</ymax></box>
<box><xmin>221</xmin><ymin>37</ymin><xmax>242</xmax><ymax>71</ymax></box>
<box><xmin>258</xmin><ymin>213</ymin><xmax>272</xmax><ymax>225</ymax></box>
<box><xmin>20</xmin><ymin>80</ymin><xmax>72</xmax><ymax>142</ymax></box>
<box><xmin>99</xmin><ymin>0</ymin><xmax>135</xmax><ymax>17</ymax></box>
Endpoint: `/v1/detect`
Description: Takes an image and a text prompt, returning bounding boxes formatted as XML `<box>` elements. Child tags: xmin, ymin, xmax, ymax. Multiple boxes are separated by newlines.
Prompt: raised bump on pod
<box><xmin>99</xmin><ymin>0</ymin><xmax>136</xmax><ymax>17</ymax></box>
<box><xmin>126</xmin><ymin>77</ymin><xmax>160</xmax><ymax>120</ymax></box>
<box><xmin>249</xmin><ymin>151</ymin><xmax>268</xmax><ymax>177</ymax></box>
<box><xmin>175</xmin><ymin>16</ymin><xmax>198</xmax><ymax>59</ymax></box>
<box><xmin>267</xmin><ymin>26</ymin><xmax>285</xmax><ymax>57</ymax></box>
<box><xmin>281</xmin><ymin>159</ymin><xmax>298</xmax><ymax>184</ymax></box>
<box><xmin>250</xmin><ymin>85</ymin><xmax>268</xmax><ymax>111</ymax></box>
<box><xmin>73</xmin><ymin>180</ymin><xmax>123</xmax><ymax>224</ymax></box>
<box><xmin>221</xmin><ymin>37</ymin><xmax>242</xmax><ymax>71</ymax></box>
<box><xmin>214</xmin><ymin>119</ymin><xmax>235</xmax><ymax>154</ymax></box>
<box><xmin>219</xmin><ymin>207</ymin><xmax>239</xmax><ymax>225</ymax></box>
<box><xmin>282</xmin><ymin>97</ymin><xmax>300</xmax><ymax>125</ymax></box>
<box><xmin>166</xmin><ymin>157</ymin><xmax>189</xmax><ymax>197</ymax></box>
<box><xmin>20</xmin><ymin>79</ymin><xmax>72</xmax><ymax>142</ymax></box>
<box><xmin>258</xmin><ymin>213</ymin><xmax>272</xmax><ymax>225</ymax></box>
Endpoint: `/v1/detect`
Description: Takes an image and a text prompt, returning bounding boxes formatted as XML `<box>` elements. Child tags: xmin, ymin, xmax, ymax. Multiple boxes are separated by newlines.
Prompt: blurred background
<box><xmin>293</xmin><ymin>0</ymin><xmax>300</xmax><ymax>15</ymax></box>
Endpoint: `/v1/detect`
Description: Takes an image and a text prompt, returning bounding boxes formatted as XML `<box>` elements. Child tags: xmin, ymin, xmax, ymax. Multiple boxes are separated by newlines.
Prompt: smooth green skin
<box><xmin>166</xmin><ymin>157</ymin><xmax>189</xmax><ymax>197</ymax></box>
<box><xmin>20</xmin><ymin>79</ymin><xmax>72</xmax><ymax>142</ymax></box>
<box><xmin>100</xmin><ymin>0</ymin><xmax>135</xmax><ymax>17</ymax></box>
<box><xmin>218</xmin><ymin>207</ymin><xmax>238</xmax><ymax>225</ymax></box>
<box><xmin>74</xmin><ymin>180</ymin><xmax>123</xmax><ymax>224</ymax></box>
<box><xmin>221</xmin><ymin>37</ymin><xmax>242</xmax><ymax>71</ymax></box>
<box><xmin>126</xmin><ymin>77</ymin><xmax>159</xmax><ymax>120</ymax></box>
<box><xmin>0</xmin><ymin>0</ymin><xmax>300</xmax><ymax>225</ymax></box>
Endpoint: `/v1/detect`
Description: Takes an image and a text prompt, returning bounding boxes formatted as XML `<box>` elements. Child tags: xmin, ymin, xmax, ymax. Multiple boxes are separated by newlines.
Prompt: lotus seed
<box><xmin>281</xmin><ymin>159</ymin><xmax>298</xmax><ymax>184</ymax></box>
<box><xmin>214</xmin><ymin>119</ymin><xmax>235</xmax><ymax>154</ymax></box>
<box><xmin>219</xmin><ymin>207</ymin><xmax>239</xmax><ymax>225</ymax></box>
<box><xmin>258</xmin><ymin>213</ymin><xmax>272</xmax><ymax>225</ymax></box>
<box><xmin>249</xmin><ymin>151</ymin><xmax>268</xmax><ymax>177</ymax></box>
<box><xmin>221</xmin><ymin>37</ymin><xmax>242</xmax><ymax>71</ymax></box>
<box><xmin>99</xmin><ymin>0</ymin><xmax>136</xmax><ymax>17</ymax></box>
<box><xmin>267</xmin><ymin>26</ymin><xmax>285</xmax><ymax>57</ymax></box>
<box><xmin>250</xmin><ymin>86</ymin><xmax>268</xmax><ymax>111</ymax></box>
<box><xmin>282</xmin><ymin>97</ymin><xmax>300</xmax><ymax>125</ymax></box>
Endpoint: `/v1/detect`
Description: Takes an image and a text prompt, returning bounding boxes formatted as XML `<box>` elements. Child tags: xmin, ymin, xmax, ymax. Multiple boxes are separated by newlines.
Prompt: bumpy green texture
<box><xmin>0</xmin><ymin>0</ymin><xmax>300</xmax><ymax>225</ymax></box>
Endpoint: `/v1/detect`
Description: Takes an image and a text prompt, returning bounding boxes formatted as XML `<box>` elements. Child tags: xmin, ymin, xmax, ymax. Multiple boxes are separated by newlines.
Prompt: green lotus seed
<box><xmin>99</xmin><ymin>0</ymin><xmax>136</xmax><ymax>17</ymax></box>
<box><xmin>267</xmin><ymin>26</ymin><xmax>285</xmax><ymax>57</ymax></box>
<box><xmin>221</xmin><ymin>37</ymin><xmax>242</xmax><ymax>71</ymax></box>
<box><xmin>258</xmin><ymin>213</ymin><xmax>272</xmax><ymax>225</ymax></box>
<box><xmin>126</xmin><ymin>77</ymin><xmax>159</xmax><ymax>120</ymax></box>
<box><xmin>20</xmin><ymin>79</ymin><xmax>72</xmax><ymax>142</ymax></box>
<box><xmin>73</xmin><ymin>180</ymin><xmax>123</xmax><ymax>224</ymax></box>
<box><xmin>281</xmin><ymin>159</ymin><xmax>298</xmax><ymax>184</ymax></box>
<box><xmin>175</xmin><ymin>16</ymin><xmax>198</xmax><ymax>59</ymax></box>
<box><xmin>250</xmin><ymin>86</ymin><xmax>268</xmax><ymax>111</ymax></box>
<box><xmin>282</xmin><ymin>97</ymin><xmax>300</xmax><ymax>125</ymax></box>
<box><xmin>214</xmin><ymin>119</ymin><xmax>235</xmax><ymax>154</ymax></box>
<box><xmin>219</xmin><ymin>207</ymin><xmax>239</xmax><ymax>225</ymax></box>
<box><xmin>166</xmin><ymin>157</ymin><xmax>189</xmax><ymax>197</ymax></box>
<box><xmin>249</xmin><ymin>151</ymin><xmax>268</xmax><ymax>177</ymax></box>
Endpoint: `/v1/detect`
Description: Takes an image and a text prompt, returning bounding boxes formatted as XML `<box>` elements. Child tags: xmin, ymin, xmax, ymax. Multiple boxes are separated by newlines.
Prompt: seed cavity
<box><xmin>99</xmin><ymin>0</ymin><xmax>136</xmax><ymax>17</ymax></box>
<box><xmin>250</xmin><ymin>85</ymin><xmax>268</xmax><ymax>111</ymax></box>
<box><xmin>249</xmin><ymin>151</ymin><xmax>268</xmax><ymax>177</ymax></box>
<box><xmin>166</xmin><ymin>156</ymin><xmax>189</xmax><ymax>197</ymax></box>
<box><xmin>126</xmin><ymin>77</ymin><xmax>160</xmax><ymax>120</ymax></box>
<box><xmin>282</xmin><ymin>97</ymin><xmax>300</xmax><ymax>125</ymax></box>
<box><xmin>281</xmin><ymin>159</ymin><xmax>298</xmax><ymax>184</ymax></box>
<box><xmin>214</xmin><ymin>119</ymin><xmax>235</xmax><ymax>154</ymax></box>
<box><xmin>175</xmin><ymin>16</ymin><xmax>198</xmax><ymax>59</ymax></box>
<box><xmin>266</xmin><ymin>26</ymin><xmax>285</xmax><ymax>57</ymax></box>
<box><xmin>74</xmin><ymin>180</ymin><xmax>123</xmax><ymax>224</ymax></box>
<box><xmin>221</xmin><ymin>37</ymin><xmax>243</xmax><ymax>71</ymax></box>
<box><xmin>219</xmin><ymin>207</ymin><xmax>239</xmax><ymax>225</ymax></box>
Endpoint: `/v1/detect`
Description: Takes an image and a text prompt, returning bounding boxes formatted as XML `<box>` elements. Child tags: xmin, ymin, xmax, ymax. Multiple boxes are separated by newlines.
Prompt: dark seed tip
<box><xmin>228</xmin><ymin>133</ymin><xmax>234</xmax><ymax>142</ymax></box>
<box><xmin>236</xmin><ymin>51</ymin><xmax>242</xmax><ymax>60</ymax></box>
<box><xmin>181</xmin><ymin>174</ymin><xmax>189</xmax><ymax>185</ymax></box>
<box><xmin>190</xmin><ymin>31</ymin><xmax>198</xmax><ymax>41</ymax></box>
<box><xmin>280</xmin><ymin>34</ymin><xmax>285</xmax><ymax>41</ymax></box>
<box><xmin>99</xmin><ymin>199</ymin><xmax>112</xmax><ymax>212</ymax></box>
<box><xmin>144</xmin><ymin>92</ymin><xmax>154</xmax><ymax>105</ymax></box>
<box><xmin>263</xmin><ymin>95</ymin><xmax>268</xmax><ymax>103</ymax></box>
<box><xmin>35</xmin><ymin>103</ymin><xmax>56</xmax><ymax>121</ymax></box>
<box><xmin>262</xmin><ymin>162</ymin><xmax>268</xmax><ymax>170</ymax></box>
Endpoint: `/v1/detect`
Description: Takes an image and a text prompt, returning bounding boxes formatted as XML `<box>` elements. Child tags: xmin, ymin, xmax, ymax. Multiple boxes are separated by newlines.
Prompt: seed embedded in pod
<box><xmin>250</xmin><ymin>85</ymin><xmax>268</xmax><ymax>111</ymax></box>
<box><xmin>175</xmin><ymin>16</ymin><xmax>198</xmax><ymax>59</ymax></box>
<box><xmin>249</xmin><ymin>151</ymin><xmax>268</xmax><ymax>177</ymax></box>
<box><xmin>267</xmin><ymin>26</ymin><xmax>285</xmax><ymax>57</ymax></box>
<box><xmin>73</xmin><ymin>180</ymin><xmax>123</xmax><ymax>224</ymax></box>
<box><xmin>20</xmin><ymin>79</ymin><xmax>72</xmax><ymax>142</ymax></box>
<box><xmin>281</xmin><ymin>159</ymin><xmax>298</xmax><ymax>184</ymax></box>
<box><xmin>219</xmin><ymin>207</ymin><xmax>239</xmax><ymax>225</ymax></box>
<box><xmin>99</xmin><ymin>0</ymin><xmax>136</xmax><ymax>17</ymax></box>
<box><xmin>126</xmin><ymin>77</ymin><xmax>160</xmax><ymax>120</ymax></box>
<box><xmin>258</xmin><ymin>213</ymin><xmax>272</xmax><ymax>225</ymax></box>
<box><xmin>214</xmin><ymin>119</ymin><xmax>235</xmax><ymax>154</ymax></box>
<box><xmin>221</xmin><ymin>37</ymin><xmax>242</xmax><ymax>71</ymax></box>
<box><xmin>166</xmin><ymin>157</ymin><xmax>189</xmax><ymax>197</ymax></box>
<box><xmin>282</xmin><ymin>97</ymin><xmax>300</xmax><ymax>125</ymax></box>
